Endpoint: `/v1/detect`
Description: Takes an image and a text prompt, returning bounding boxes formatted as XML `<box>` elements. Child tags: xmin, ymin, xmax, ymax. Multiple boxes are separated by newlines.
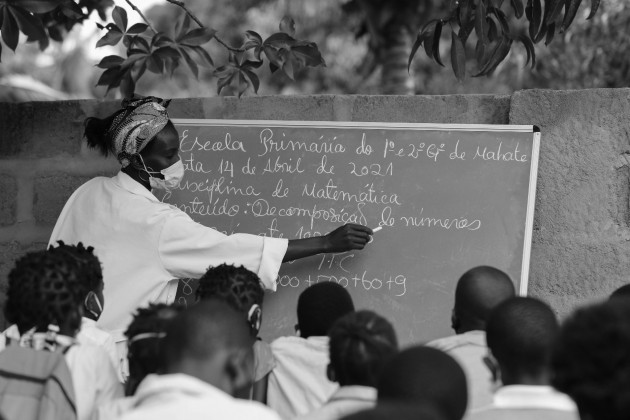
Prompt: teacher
<box><xmin>49</xmin><ymin>96</ymin><xmax>372</xmax><ymax>361</ymax></box>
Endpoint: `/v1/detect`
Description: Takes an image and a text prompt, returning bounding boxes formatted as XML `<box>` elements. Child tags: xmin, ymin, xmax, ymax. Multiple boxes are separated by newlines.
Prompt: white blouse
<box><xmin>49</xmin><ymin>171</ymin><xmax>288</xmax><ymax>342</ymax></box>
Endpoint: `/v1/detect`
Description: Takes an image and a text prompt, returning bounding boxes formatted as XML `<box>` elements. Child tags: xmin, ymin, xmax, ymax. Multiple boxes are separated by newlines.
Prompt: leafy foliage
<box><xmin>408</xmin><ymin>0</ymin><xmax>601</xmax><ymax>80</ymax></box>
<box><xmin>0</xmin><ymin>0</ymin><xmax>324</xmax><ymax>97</ymax></box>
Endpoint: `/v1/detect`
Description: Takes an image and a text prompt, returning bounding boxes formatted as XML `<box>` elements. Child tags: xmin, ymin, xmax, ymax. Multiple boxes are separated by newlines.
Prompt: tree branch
<box><xmin>125</xmin><ymin>0</ymin><xmax>157</xmax><ymax>33</ymax></box>
<box><xmin>164</xmin><ymin>0</ymin><xmax>245</xmax><ymax>53</ymax></box>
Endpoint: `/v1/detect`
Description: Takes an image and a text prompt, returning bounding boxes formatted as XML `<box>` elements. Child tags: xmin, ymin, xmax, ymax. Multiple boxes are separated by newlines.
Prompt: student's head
<box><xmin>5</xmin><ymin>249</ymin><xmax>87</xmax><ymax>336</ymax></box>
<box><xmin>341</xmin><ymin>402</ymin><xmax>446</xmax><ymax>420</ymax></box>
<box><xmin>552</xmin><ymin>300</ymin><xmax>630</xmax><ymax>420</ymax></box>
<box><xmin>609</xmin><ymin>284</ymin><xmax>630</xmax><ymax>302</ymax></box>
<box><xmin>378</xmin><ymin>346</ymin><xmax>467</xmax><ymax>420</ymax></box>
<box><xmin>452</xmin><ymin>266</ymin><xmax>514</xmax><ymax>334</ymax></box>
<box><xmin>125</xmin><ymin>303</ymin><xmax>184</xmax><ymax>396</ymax></box>
<box><xmin>196</xmin><ymin>264</ymin><xmax>264</xmax><ymax>335</ymax></box>
<box><xmin>297</xmin><ymin>282</ymin><xmax>354</xmax><ymax>338</ymax></box>
<box><xmin>485</xmin><ymin>297</ymin><xmax>558</xmax><ymax>387</ymax></box>
<box><xmin>328</xmin><ymin>310</ymin><xmax>398</xmax><ymax>387</ymax></box>
<box><xmin>84</xmin><ymin>96</ymin><xmax>181</xmax><ymax>190</ymax></box>
<box><xmin>48</xmin><ymin>241</ymin><xmax>104</xmax><ymax>321</ymax></box>
<box><xmin>162</xmin><ymin>299</ymin><xmax>255</xmax><ymax>396</ymax></box>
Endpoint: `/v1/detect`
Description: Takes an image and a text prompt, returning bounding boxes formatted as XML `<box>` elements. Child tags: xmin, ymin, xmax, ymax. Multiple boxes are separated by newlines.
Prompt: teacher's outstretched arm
<box><xmin>283</xmin><ymin>224</ymin><xmax>373</xmax><ymax>262</ymax></box>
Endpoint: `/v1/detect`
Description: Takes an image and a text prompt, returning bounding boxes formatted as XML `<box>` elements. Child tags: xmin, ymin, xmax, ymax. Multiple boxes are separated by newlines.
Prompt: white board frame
<box><xmin>171</xmin><ymin>119</ymin><xmax>541</xmax><ymax>297</ymax></box>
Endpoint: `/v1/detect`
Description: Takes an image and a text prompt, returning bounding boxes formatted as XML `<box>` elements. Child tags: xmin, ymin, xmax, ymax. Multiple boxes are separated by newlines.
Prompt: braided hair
<box><xmin>196</xmin><ymin>264</ymin><xmax>264</xmax><ymax>313</ymax></box>
<box><xmin>329</xmin><ymin>310</ymin><xmax>398</xmax><ymax>387</ymax></box>
<box><xmin>124</xmin><ymin>303</ymin><xmax>184</xmax><ymax>396</ymax></box>
<box><xmin>47</xmin><ymin>241</ymin><xmax>103</xmax><ymax>293</ymax></box>
<box><xmin>5</xmin><ymin>249</ymin><xmax>88</xmax><ymax>335</ymax></box>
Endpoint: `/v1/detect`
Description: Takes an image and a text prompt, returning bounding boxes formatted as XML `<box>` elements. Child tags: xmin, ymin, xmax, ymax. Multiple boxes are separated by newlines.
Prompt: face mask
<box><xmin>84</xmin><ymin>291</ymin><xmax>104</xmax><ymax>319</ymax></box>
<box><xmin>139</xmin><ymin>156</ymin><xmax>185</xmax><ymax>191</ymax></box>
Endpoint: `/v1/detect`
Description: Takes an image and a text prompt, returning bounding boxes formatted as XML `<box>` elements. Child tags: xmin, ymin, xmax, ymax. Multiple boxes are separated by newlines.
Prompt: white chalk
<box><xmin>373</xmin><ymin>226</ymin><xmax>383</xmax><ymax>233</ymax></box>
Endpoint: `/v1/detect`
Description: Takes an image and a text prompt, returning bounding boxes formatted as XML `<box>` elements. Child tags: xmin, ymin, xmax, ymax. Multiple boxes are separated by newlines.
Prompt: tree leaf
<box><xmin>475</xmin><ymin>39</ymin><xmax>485</xmax><ymax>63</ymax></box>
<box><xmin>96</xmin><ymin>66</ymin><xmax>125</xmax><ymax>87</ymax></box>
<box><xmin>188</xmin><ymin>46</ymin><xmax>213</xmax><ymax>67</ymax></box>
<box><xmin>587</xmin><ymin>0</ymin><xmax>600</xmax><ymax>19</ymax></box>
<box><xmin>475</xmin><ymin>0</ymin><xmax>487</xmax><ymax>43</ymax></box>
<box><xmin>432</xmin><ymin>20</ymin><xmax>444</xmax><ymax>67</ymax></box>
<box><xmin>529</xmin><ymin>0</ymin><xmax>542</xmax><ymax>41</ymax></box>
<box><xmin>451</xmin><ymin>31</ymin><xmax>466</xmax><ymax>81</ymax></box>
<box><xmin>475</xmin><ymin>36</ymin><xmax>511</xmax><ymax>76</ymax></box>
<box><xmin>10</xmin><ymin>6</ymin><xmax>47</xmax><ymax>41</ymax></box>
<box><xmin>279</xmin><ymin>15</ymin><xmax>296</xmax><ymax>37</ymax></box>
<box><xmin>175</xmin><ymin>13</ymin><xmax>191</xmax><ymax>41</ymax></box>
<box><xmin>548</xmin><ymin>0</ymin><xmax>565</xmax><ymax>23</ymax></box>
<box><xmin>487</xmin><ymin>17</ymin><xmax>498</xmax><ymax>41</ymax></box>
<box><xmin>264</xmin><ymin>32</ymin><xmax>296</xmax><ymax>49</ymax></box>
<box><xmin>119</xmin><ymin>72</ymin><xmax>135</xmax><ymax>99</ymax></box>
<box><xmin>111</xmin><ymin>6</ymin><xmax>127</xmax><ymax>33</ymax></box>
<box><xmin>180</xmin><ymin>48</ymin><xmax>199</xmax><ymax>79</ymax></box>
<box><xmin>510</xmin><ymin>0</ymin><xmax>524</xmax><ymax>18</ymax></box>
<box><xmin>561</xmin><ymin>0</ymin><xmax>583</xmax><ymax>31</ymax></box>
<box><xmin>409</xmin><ymin>30</ymin><xmax>427</xmax><ymax>71</ymax></box>
<box><xmin>164</xmin><ymin>58</ymin><xmax>178</xmax><ymax>77</ymax></box>
<box><xmin>60</xmin><ymin>1</ymin><xmax>83</xmax><ymax>19</ymax></box>
<box><xmin>96</xmin><ymin>27</ymin><xmax>123</xmax><ymax>48</ymax></box>
<box><xmin>121</xmin><ymin>53</ymin><xmax>146</xmax><ymax>68</ymax></box>
<box><xmin>491</xmin><ymin>7</ymin><xmax>510</xmax><ymax>35</ymax></box>
<box><xmin>459</xmin><ymin>0</ymin><xmax>471</xmax><ymax>26</ymax></box>
<box><xmin>518</xmin><ymin>34</ymin><xmax>536</xmax><ymax>68</ymax></box>
<box><xmin>2</xmin><ymin>8</ymin><xmax>19</xmax><ymax>51</ymax></box>
<box><xmin>127</xmin><ymin>23</ymin><xmax>148</xmax><ymax>35</ymax></box>
<box><xmin>15</xmin><ymin>0</ymin><xmax>61</xmax><ymax>14</ymax></box>
<box><xmin>96</xmin><ymin>54</ymin><xmax>124</xmax><ymax>69</ymax></box>
<box><xmin>544</xmin><ymin>22</ymin><xmax>556</xmax><ymax>45</ymax></box>
<box><xmin>145</xmin><ymin>54</ymin><xmax>163</xmax><ymax>74</ymax></box>
<box><xmin>241</xmin><ymin>68</ymin><xmax>260</xmax><ymax>93</ymax></box>
<box><xmin>179</xmin><ymin>27</ymin><xmax>216</xmax><ymax>46</ymax></box>
<box><xmin>291</xmin><ymin>42</ymin><xmax>325</xmax><ymax>68</ymax></box>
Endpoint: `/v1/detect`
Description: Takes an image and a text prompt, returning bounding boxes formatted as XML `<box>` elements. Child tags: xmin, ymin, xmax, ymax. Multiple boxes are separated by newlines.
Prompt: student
<box><xmin>97</xmin><ymin>303</ymin><xmax>184</xmax><ymax>420</ymax></box>
<box><xmin>301</xmin><ymin>310</ymin><xmax>398</xmax><ymax>420</ymax></box>
<box><xmin>377</xmin><ymin>346</ymin><xmax>468</xmax><ymax>420</ymax></box>
<box><xmin>268</xmin><ymin>282</ymin><xmax>355</xmax><ymax>420</ymax></box>
<box><xmin>427</xmin><ymin>266</ymin><xmax>515</xmax><ymax>411</ymax></box>
<box><xmin>470</xmin><ymin>297</ymin><xmax>578</xmax><ymax>420</ymax></box>
<box><xmin>196</xmin><ymin>263</ymin><xmax>272</xmax><ymax>401</ymax></box>
<box><xmin>609</xmin><ymin>283</ymin><xmax>630</xmax><ymax>301</ymax></box>
<box><xmin>49</xmin><ymin>241</ymin><xmax>122</xmax><ymax>381</ymax></box>
<box><xmin>340</xmin><ymin>403</ymin><xmax>446</xmax><ymax>420</ymax></box>
<box><xmin>119</xmin><ymin>300</ymin><xmax>280</xmax><ymax>420</ymax></box>
<box><xmin>48</xmin><ymin>96</ymin><xmax>372</xmax><ymax>367</ymax></box>
<box><xmin>552</xmin><ymin>300</ymin><xmax>630</xmax><ymax>420</ymax></box>
<box><xmin>2</xmin><ymin>249</ymin><xmax>122</xmax><ymax>420</ymax></box>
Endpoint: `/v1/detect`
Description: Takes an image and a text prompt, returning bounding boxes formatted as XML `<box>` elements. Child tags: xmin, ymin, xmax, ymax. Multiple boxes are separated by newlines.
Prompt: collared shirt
<box><xmin>119</xmin><ymin>373</ymin><xmax>281</xmax><ymax>420</ymax></box>
<box><xmin>49</xmin><ymin>171</ymin><xmax>288</xmax><ymax>344</ymax></box>
<box><xmin>0</xmin><ymin>329</ymin><xmax>123</xmax><ymax>420</ymax></box>
<box><xmin>468</xmin><ymin>385</ymin><xmax>579</xmax><ymax>420</ymax></box>
<box><xmin>299</xmin><ymin>386</ymin><xmax>377</xmax><ymax>420</ymax></box>
<box><xmin>267</xmin><ymin>336</ymin><xmax>338</xmax><ymax>420</ymax></box>
<box><xmin>78</xmin><ymin>317</ymin><xmax>123</xmax><ymax>382</ymax></box>
<box><xmin>427</xmin><ymin>330</ymin><xmax>491</xmax><ymax>411</ymax></box>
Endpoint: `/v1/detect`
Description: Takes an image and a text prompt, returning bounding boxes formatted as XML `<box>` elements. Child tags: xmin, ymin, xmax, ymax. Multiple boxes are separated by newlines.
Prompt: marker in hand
<box><xmin>369</xmin><ymin>226</ymin><xmax>382</xmax><ymax>243</ymax></box>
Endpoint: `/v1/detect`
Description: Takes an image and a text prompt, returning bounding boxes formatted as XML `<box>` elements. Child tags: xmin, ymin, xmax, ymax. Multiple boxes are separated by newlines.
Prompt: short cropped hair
<box><xmin>609</xmin><ymin>284</ymin><xmax>630</xmax><ymax>301</ymax></box>
<box><xmin>378</xmin><ymin>346</ymin><xmax>467</xmax><ymax>420</ymax></box>
<box><xmin>329</xmin><ymin>310</ymin><xmax>398</xmax><ymax>387</ymax></box>
<box><xmin>486</xmin><ymin>297</ymin><xmax>558</xmax><ymax>377</ymax></box>
<box><xmin>125</xmin><ymin>303</ymin><xmax>184</xmax><ymax>395</ymax></box>
<box><xmin>5</xmin><ymin>249</ymin><xmax>87</xmax><ymax>334</ymax></box>
<box><xmin>297</xmin><ymin>282</ymin><xmax>354</xmax><ymax>338</ymax></box>
<box><xmin>196</xmin><ymin>263</ymin><xmax>264</xmax><ymax>311</ymax></box>
<box><xmin>552</xmin><ymin>300</ymin><xmax>630</xmax><ymax>420</ymax></box>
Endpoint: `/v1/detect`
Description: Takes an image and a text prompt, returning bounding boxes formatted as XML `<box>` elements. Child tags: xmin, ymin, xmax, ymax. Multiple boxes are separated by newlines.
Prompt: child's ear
<box><xmin>326</xmin><ymin>364</ymin><xmax>336</xmax><ymax>382</ymax></box>
<box><xmin>225</xmin><ymin>349</ymin><xmax>254</xmax><ymax>397</ymax></box>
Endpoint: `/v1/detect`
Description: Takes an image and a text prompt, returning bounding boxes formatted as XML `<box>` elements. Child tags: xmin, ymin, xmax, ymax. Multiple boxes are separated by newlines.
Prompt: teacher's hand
<box><xmin>324</xmin><ymin>224</ymin><xmax>373</xmax><ymax>253</ymax></box>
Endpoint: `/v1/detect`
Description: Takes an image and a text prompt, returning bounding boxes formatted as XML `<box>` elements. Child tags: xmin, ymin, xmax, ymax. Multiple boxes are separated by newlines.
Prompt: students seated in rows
<box><xmin>470</xmin><ymin>297</ymin><xmax>578</xmax><ymax>420</ymax></box>
<box><xmin>268</xmin><ymin>282</ymin><xmax>355</xmax><ymax>419</ymax></box>
<box><xmin>552</xmin><ymin>300</ymin><xmax>630</xmax><ymax>420</ymax></box>
<box><xmin>119</xmin><ymin>300</ymin><xmax>280</xmax><ymax>420</ymax></box>
<box><xmin>377</xmin><ymin>346</ymin><xmax>468</xmax><ymax>420</ymax></box>
<box><xmin>196</xmin><ymin>264</ymin><xmax>273</xmax><ymax>401</ymax></box>
<box><xmin>427</xmin><ymin>266</ymin><xmax>514</xmax><ymax>411</ymax></box>
<box><xmin>51</xmin><ymin>241</ymin><xmax>122</xmax><ymax>381</ymax></box>
<box><xmin>1</xmin><ymin>246</ymin><xmax>122</xmax><ymax>420</ymax></box>
<box><xmin>301</xmin><ymin>310</ymin><xmax>398</xmax><ymax>420</ymax></box>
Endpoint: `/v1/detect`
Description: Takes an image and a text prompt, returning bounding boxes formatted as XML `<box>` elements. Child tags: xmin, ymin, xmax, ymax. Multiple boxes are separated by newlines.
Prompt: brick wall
<box><xmin>1</xmin><ymin>91</ymin><xmax>629</xmax><ymax>327</ymax></box>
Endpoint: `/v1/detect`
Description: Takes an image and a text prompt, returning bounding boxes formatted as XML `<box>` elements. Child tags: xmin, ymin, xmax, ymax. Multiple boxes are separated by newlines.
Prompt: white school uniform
<box><xmin>119</xmin><ymin>373</ymin><xmax>281</xmax><ymax>420</ymax></box>
<box><xmin>267</xmin><ymin>336</ymin><xmax>338</xmax><ymax>420</ymax></box>
<box><xmin>299</xmin><ymin>385</ymin><xmax>377</xmax><ymax>420</ymax></box>
<box><xmin>49</xmin><ymin>171</ymin><xmax>288</xmax><ymax>360</ymax></box>
<box><xmin>78</xmin><ymin>317</ymin><xmax>123</xmax><ymax>382</ymax></box>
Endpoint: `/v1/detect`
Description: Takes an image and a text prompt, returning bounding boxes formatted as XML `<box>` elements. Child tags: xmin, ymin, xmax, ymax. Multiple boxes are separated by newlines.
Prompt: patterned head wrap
<box><xmin>107</xmin><ymin>96</ymin><xmax>172</xmax><ymax>168</ymax></box>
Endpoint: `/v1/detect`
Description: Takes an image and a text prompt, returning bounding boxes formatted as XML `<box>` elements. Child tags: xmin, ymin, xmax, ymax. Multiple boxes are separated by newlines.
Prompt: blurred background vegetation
<box><xmin>0</xmin><ymin>0</ymin><xmax>627</xmax><ymax>101</ymax></box>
